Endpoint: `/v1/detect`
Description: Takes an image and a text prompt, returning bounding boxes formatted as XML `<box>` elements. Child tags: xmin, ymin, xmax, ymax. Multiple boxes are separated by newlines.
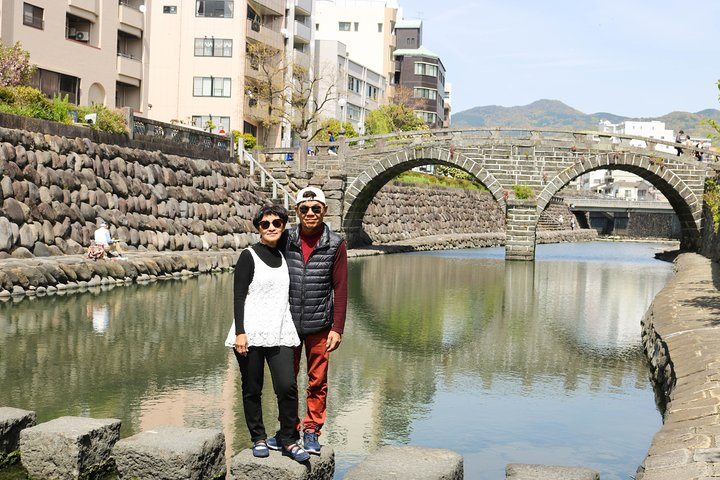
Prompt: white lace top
<box><xmin>224</xmin><ymin>248</ymin><xmax>299</xmax><ymax>348</ymax></box>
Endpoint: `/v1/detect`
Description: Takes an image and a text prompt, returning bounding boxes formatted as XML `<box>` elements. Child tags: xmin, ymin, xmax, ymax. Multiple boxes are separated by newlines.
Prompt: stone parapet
<box><xmin>506</xmin><ymin>463</ymin><xmax>599</xmax><ymax>479</ymax></box>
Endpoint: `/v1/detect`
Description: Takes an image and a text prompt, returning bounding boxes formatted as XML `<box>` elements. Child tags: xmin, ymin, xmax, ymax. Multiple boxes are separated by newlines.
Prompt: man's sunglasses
<box><xmin>298</xmin><ymin>205</ymin><xmax>323</xmax><ymax>215</ymax></box>
<box><xmin>258</xmin><ymin>219</ymin><xmax>285</xmax><ymax>230</ymax></box>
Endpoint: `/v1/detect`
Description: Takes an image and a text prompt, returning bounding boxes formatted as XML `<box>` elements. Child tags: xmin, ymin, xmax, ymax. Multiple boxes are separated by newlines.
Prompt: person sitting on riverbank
<box><xmin>224</xmin><ymin>204</ymin><xmax>309</xmax><ymax>463</ymax></box>
<box><xmin>93</xmin><ymin>222</ymin><xmax>124</xmax><ymax>259</ymax></box>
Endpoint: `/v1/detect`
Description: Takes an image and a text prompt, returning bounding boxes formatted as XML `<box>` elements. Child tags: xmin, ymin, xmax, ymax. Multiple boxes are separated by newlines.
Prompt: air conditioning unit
<box><xmin>74</xmin><ymin>31</ymin><xmax>90</xmax><ymax>42</ymax></box>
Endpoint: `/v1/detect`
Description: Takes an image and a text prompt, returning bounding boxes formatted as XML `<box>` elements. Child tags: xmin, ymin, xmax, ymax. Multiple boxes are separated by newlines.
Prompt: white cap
<box><xmin>295</xmin><ymin>187</ymin><xmax>326</xmax><ymax>205</ymax></box>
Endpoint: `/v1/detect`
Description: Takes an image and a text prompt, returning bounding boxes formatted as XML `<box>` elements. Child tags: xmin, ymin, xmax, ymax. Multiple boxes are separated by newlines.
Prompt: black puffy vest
<box><xmin>284</xmin><ymin>224</ymin><xmax>344</xmax><ymax>336</ymax></box>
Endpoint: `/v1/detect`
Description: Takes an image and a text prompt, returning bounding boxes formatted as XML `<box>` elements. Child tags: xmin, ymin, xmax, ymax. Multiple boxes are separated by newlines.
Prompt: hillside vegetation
<box><xmin>452</xmin><ymin>99</ymin><xmax>720</xmax><ymax>138</ymax></box>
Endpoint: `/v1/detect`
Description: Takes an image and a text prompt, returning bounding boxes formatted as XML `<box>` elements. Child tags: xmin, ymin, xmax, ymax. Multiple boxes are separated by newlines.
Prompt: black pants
<box><xmin>234</xmin><ymin>346</ymin><xmax>299</xmax><ymax>445</ymax></box>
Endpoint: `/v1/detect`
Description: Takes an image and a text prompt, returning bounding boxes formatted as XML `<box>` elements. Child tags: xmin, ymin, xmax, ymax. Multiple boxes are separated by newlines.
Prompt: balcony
<box><xmin>119</xmin><ymin>3</ymin><xmax>144</xmax><ymax>36</ymax></box>
<box><xmin>246</xmin><ymin>20</ymin><xmax>284</xmax><ymax>50</ymax></box>
<box><xmin>117</xmin><ymin>54</ymin><xmax>142</xmax><ymax>86</ymax></box>
<box><xmin>294</xmin><ymin>0</ymin><xmax>311</xmax><ymax>15</ymax></box>
<box><xmin>293</xmin><ymin>20</ymin><xmax>310</xmax><ymax>44</ymax></box>
<box><xmin>250</xmin><ymin>0</ymin><xmax>285</xmax><ymax>16</ymax></box>
<box><xmin>68</xmin><ymin>0</ymin><xmax>98</xmax><ymax>15</ymax></box>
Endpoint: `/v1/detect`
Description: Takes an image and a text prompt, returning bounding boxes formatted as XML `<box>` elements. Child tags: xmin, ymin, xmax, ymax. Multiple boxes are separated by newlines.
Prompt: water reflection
<box><xmin>0</xmin><ymin>242</ymin><xmax>674</xmax><ymax>479</ymax></box>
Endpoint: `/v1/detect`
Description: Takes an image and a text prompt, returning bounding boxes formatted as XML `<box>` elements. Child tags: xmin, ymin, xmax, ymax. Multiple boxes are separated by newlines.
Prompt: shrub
<box><xmin>512</xmin><ymin>184</ymin><xmax>535</xmax><ymax>199</ymax></box>
<box><xmin>704</xmin><ymin>178</ymin><xmax>720</xmax><ymax>233</ymax></box>
<box><xmin>73</xmin><ymin>104</ymin><xmax>127</xmax><ymax>135</ymax></box>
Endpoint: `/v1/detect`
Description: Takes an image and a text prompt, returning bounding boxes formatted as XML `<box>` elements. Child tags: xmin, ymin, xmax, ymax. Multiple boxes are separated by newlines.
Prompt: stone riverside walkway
<box><xmin>638</xmin><ymin>253</ymin><xmax>720</xmax><ymax>479</ymax></box>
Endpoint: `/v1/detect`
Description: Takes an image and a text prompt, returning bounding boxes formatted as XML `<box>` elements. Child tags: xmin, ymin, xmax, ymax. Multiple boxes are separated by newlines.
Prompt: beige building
<box><xmin>146</xmin><ymin>0</ymin><xmax>311</xmax><ymax>147</ymax></box>
<box><xmin>0</xmin><ymin>0</ymin><xmax>149</xmax><ymax>112</ymax></box>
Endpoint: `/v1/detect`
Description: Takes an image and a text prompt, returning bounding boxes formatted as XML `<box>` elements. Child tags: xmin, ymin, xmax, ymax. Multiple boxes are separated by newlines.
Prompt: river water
<box><xmin>0</xmin><ymin>241</ymin><xmax>675</xmax><ymax>479</ymax></box>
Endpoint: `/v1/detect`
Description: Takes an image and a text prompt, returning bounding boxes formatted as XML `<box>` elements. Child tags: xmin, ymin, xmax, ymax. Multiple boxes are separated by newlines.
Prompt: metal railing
<box><xmin>238</xmin><ymin>149</ymin><xmax>294</xmax><ymax>209</ymax></box>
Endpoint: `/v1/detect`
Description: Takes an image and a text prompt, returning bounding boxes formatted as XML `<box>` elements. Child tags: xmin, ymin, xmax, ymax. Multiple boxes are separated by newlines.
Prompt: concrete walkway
<box><xmin>638</xmin><ymin>253</ymin><xmax>720</xmax><ymax>479</ymax></box>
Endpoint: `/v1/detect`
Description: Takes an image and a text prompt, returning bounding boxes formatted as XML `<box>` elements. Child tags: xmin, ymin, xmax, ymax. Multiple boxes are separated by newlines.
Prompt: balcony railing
<box><xmin>117</xmin><ymin>55</ymin><xmax>142</xmax><ymax>82</ymax></box>
<box><xmin>293</xmin><ymin>20</ymin><xmax>310</xmax><ymax>43</ymax></box>
<box><xmin>294</xmin><ymin>0</ymin><xmax>311</xmax><ymax>15</ymax></box>
<box><xmin>119</xmin><ymin>3</ymin><xmax>144</xmax><ymax>32</ymax></box>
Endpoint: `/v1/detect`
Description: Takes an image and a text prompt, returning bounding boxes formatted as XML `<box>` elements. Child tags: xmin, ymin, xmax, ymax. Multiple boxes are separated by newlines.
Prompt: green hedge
<box><xmin>0</xmin><ymin>85</ymin><xmax>127</xmax><ymax>134</ymax></box>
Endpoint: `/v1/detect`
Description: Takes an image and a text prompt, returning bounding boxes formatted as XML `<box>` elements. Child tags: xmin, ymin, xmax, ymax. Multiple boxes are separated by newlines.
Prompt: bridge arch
<box><xmin>537</xmin><ymin>152</ymin><xmax>703</xmax><ymax>249</ymax></box>
<box><xmin>342</xmin><ymin>147</ymin><xmax>504</xmax><ymax>247</ymax></box>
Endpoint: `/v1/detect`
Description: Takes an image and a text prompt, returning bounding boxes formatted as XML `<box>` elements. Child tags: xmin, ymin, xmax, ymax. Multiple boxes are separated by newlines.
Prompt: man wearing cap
<box><xmin>94</xmin><ymin>221</ymin><xmax>123</xmax><ymax>258</ymax></box>
<box><xmin>268</xmin><ymin>186</ymin><xmax>348</xmax><ymax>455</ymax></box>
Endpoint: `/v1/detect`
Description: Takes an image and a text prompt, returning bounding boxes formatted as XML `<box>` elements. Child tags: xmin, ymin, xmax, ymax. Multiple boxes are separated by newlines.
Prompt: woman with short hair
<box><xmin>225</xmin><ymin>204</ymin><xmax>309</xmax><ymax>462</ymax></box>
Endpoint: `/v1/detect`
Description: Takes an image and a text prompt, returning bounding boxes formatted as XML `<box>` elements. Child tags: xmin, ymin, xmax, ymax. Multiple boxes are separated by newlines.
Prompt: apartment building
<box><xmin>314</xmin><ymin>39</ymin><xmax>385</xmax><ymax>134</ymax></box>
<box><xmin>392</xmin><ymin>19</ymin><xmax>446</xmax><ymax>128</ymax></box>
<box><xmin>147</xmin><ymin>0</ymin><xmax>310</xmax><ymax>147</ymax></box>
<box><xmin>146</xmin><ymin>1</ymin><xmax>245</xmax><ymax>134</ymax></box>
<box><xmin>0</xmin><ymin>0</ymin><xmax>149</xmax><ymax>112</ymax></box>
<box><xmin>313</xmin><ymin>0</ymin><xmax>397</xmax><ymax>93</ymax></box>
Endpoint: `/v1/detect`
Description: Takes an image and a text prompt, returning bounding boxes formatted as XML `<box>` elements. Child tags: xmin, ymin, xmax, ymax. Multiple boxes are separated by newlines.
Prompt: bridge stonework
<box><xmin>289</xmin><ymin>128</ymin><xmax>715</xmax><ymax>261</ymax></box>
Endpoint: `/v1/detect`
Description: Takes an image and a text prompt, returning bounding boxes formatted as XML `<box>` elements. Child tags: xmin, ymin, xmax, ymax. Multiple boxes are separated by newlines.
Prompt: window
<box><xmin>339</xmin><ymin>22</ymin><xmax>350</xmax><ymax>31</ymax></box>
<box><xmin>377</xmin><ymin>23</ymin><xmax>383</xmax><ymax>33</ymax></box>
<box><xmin>367</xmin><ymin>85</ymin><xmax>378</xmax><ymax>100</ymax></box>
<box><xmin>415</xmin><ymin>110</ymin><xmax>437</xmax><ymax>124</ymax></box>
<box><xmin>193</xmin><ymin>76</ymin><xmax>231</xmax><ymax>97</ymax></box>
<box><xmin>196</xmin><ymin>0</ymin><xmax>233</xmax><ymax>18</ymax></box>
<box><xmin>414</xmin><ymin>62</ymin><xmax>438</xmax><ymax>77</ymax></box>
<box><xmin>192</xmin><ymin>115</ymin><xmax>230</xmax><ymax>132</ymax></box>
<box><xmin>315</xmin><ymin>23</ymin><xmax>319</xmax><ymax>31</ymax></box>
<box><xmin>347</xmin><ymin>76</ymin><xmax>361</xmax><ymax>94</ymax></box>
<box><xmin>347</xmin><ymin>103</ymin><xmax>361</xmax><ymax>121</ymax></box>
<box><xmin>23</xmin><ymin>3</ymin><xmax>43</xmax><ymax>29</ymax></box>
<box><xmin>354</xmin><ymin>22</ymin><xmax>359</xmax><ymax>31</ymax></box>
<box><xmin>163</xmin><ymin>5</ymin><xmax>177</xmax><ymax>13</ymax></box>
<box><xmin>31</xmin><ymin>68</ymin><xmax>80</xmax><ymax>104</ymax></box>
<box><xmin>413</xmin><ymin>87</ymin><xmax>437</xmax><ymax>100</ymax></box>
<box><xmin>194</xmin><ymin>38</ymin><xmax>232</xmax><ymax>57</ymax></box>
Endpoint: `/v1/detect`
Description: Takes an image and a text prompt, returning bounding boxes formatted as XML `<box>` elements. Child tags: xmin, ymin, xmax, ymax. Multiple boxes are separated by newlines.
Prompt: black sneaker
<box><xmin>303</xmin><ymin>430</ymin><xmax>321</xmax><ymax>455</ymax></box>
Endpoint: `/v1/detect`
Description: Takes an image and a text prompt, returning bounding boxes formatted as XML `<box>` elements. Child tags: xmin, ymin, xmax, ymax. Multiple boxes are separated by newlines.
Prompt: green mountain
<box><xmin>452</xmin><ymin>99</ymin><xmax>720</xmax><ymax>137</ymax></box>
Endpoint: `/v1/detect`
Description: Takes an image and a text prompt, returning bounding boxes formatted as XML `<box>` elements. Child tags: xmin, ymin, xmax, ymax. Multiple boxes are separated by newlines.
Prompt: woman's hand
<box><xmin>234</xmin><ymin>334</ymin><xmax>248</xmax><ymax>356</ymax></box>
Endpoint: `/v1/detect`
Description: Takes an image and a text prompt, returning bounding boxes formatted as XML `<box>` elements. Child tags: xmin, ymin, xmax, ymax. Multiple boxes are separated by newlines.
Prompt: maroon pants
<box><xmin>294</xmin><ymin>329</ymin><xmax>330</xmax><ymax>433</ymax></box>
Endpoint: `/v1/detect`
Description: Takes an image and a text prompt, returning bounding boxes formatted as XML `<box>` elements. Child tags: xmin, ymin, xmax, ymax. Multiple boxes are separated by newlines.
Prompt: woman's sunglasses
<box><xmin>298</xmin><ymin>205</ymin><xmax>323</xmax><ymax>215</ymax></box>
<box><xmin>258</xmin><ymin>219</ymin><xmax>285</xmax><ymax>230</ymax></box>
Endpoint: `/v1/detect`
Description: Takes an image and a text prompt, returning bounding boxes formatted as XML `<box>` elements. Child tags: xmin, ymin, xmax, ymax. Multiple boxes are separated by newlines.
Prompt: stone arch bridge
<box><xmin>279</xmin><ymin>128</ymin><xmax>717</xmax><ymax>261</ymax></box>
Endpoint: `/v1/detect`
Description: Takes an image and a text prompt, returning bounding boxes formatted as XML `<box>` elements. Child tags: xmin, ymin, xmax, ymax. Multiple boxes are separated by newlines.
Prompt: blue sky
<box><xmin>401</xmin><ymin>0</ymin><xmax>720</xmax><ymax>117</ymax></box>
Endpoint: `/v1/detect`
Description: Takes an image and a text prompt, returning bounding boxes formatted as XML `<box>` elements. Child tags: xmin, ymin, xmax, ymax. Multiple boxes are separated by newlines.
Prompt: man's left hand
<box><xmin>326</xmin><ymin>331</ymin><xmax>342</xmax><ymax>352</ymax></box>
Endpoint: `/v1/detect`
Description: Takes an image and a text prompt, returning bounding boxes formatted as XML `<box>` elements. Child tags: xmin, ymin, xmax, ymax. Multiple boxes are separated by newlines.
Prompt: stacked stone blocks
<box><xmin>0</xmin><ymin>127</ymin><xmax>264</xmax><ymax>259</ymax></box>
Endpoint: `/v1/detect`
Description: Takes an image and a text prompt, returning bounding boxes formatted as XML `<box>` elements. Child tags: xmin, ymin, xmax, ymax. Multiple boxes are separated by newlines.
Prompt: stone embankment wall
<box><xmin>0</xmin><ymin>126</ymin><xmax>264</xmax><ymax>259</ymax></box>
<box><xmin>361</xmin><ymin>181</ymin><xmax>505</xmax><ymax>244</ymax></box>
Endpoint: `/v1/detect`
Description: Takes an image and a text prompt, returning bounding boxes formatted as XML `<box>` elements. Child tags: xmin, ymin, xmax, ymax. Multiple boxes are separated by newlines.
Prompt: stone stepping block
<box><xmin>20</xmin><ymin>416</ymin><xmax>121</xmax><ymax>480</ymax></box>
<box><xmin>506</xmin><ymin>463</ymin><xmax>600</xmax><ymax>479</ymax></box>
<box><xmin>229</xmin><ymin>444</ymin><xmax>334</xmax><ymax>480</ymax></box>
<box><xmin>112</xmin><ymin>425</ymin><xmax>225</xmax><ymax>480</ymax></box>
<box><xmin>0</xmin><ymin>407</ymin><xmax>37</xmax><ymax>464</ymax></box>
<box><xmin>344</xmin><ymin>446</ymin><xmax>463</xmax><ymax>480</ymax></box>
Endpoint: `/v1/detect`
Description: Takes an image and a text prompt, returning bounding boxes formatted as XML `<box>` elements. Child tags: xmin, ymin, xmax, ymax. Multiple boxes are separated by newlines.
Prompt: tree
<box><xmin>316</xmin><ymin>118</ymin><xmax>358</xmax><ymax>140</ymax></box>
<box><xmin>364</xmin><ymin>103</ymin><xmax>428</xmax><ymax>135</ymax></box>
<box><xmin>0</xmin><ymin>41</ymin><xmax>36</xmax><ymax>87</ymax></box>
<box><xmin>702</xmin><ymin>80</ymin><xmax>720</xmax><ymax>140</ymax></box>
<box><xmin>245</xmin><ymin>43</ymin><xmax>338</xmax><ymax>146</ymax></box>
<box><xmin>287</xmin><ymin>64</ymin><xmax>338</xmax><ymax>142</ymax></box>
<box><xmin>245</xmin><ymin>42</ymin><xmax>286</xmax><ymax>147</ymax></box>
